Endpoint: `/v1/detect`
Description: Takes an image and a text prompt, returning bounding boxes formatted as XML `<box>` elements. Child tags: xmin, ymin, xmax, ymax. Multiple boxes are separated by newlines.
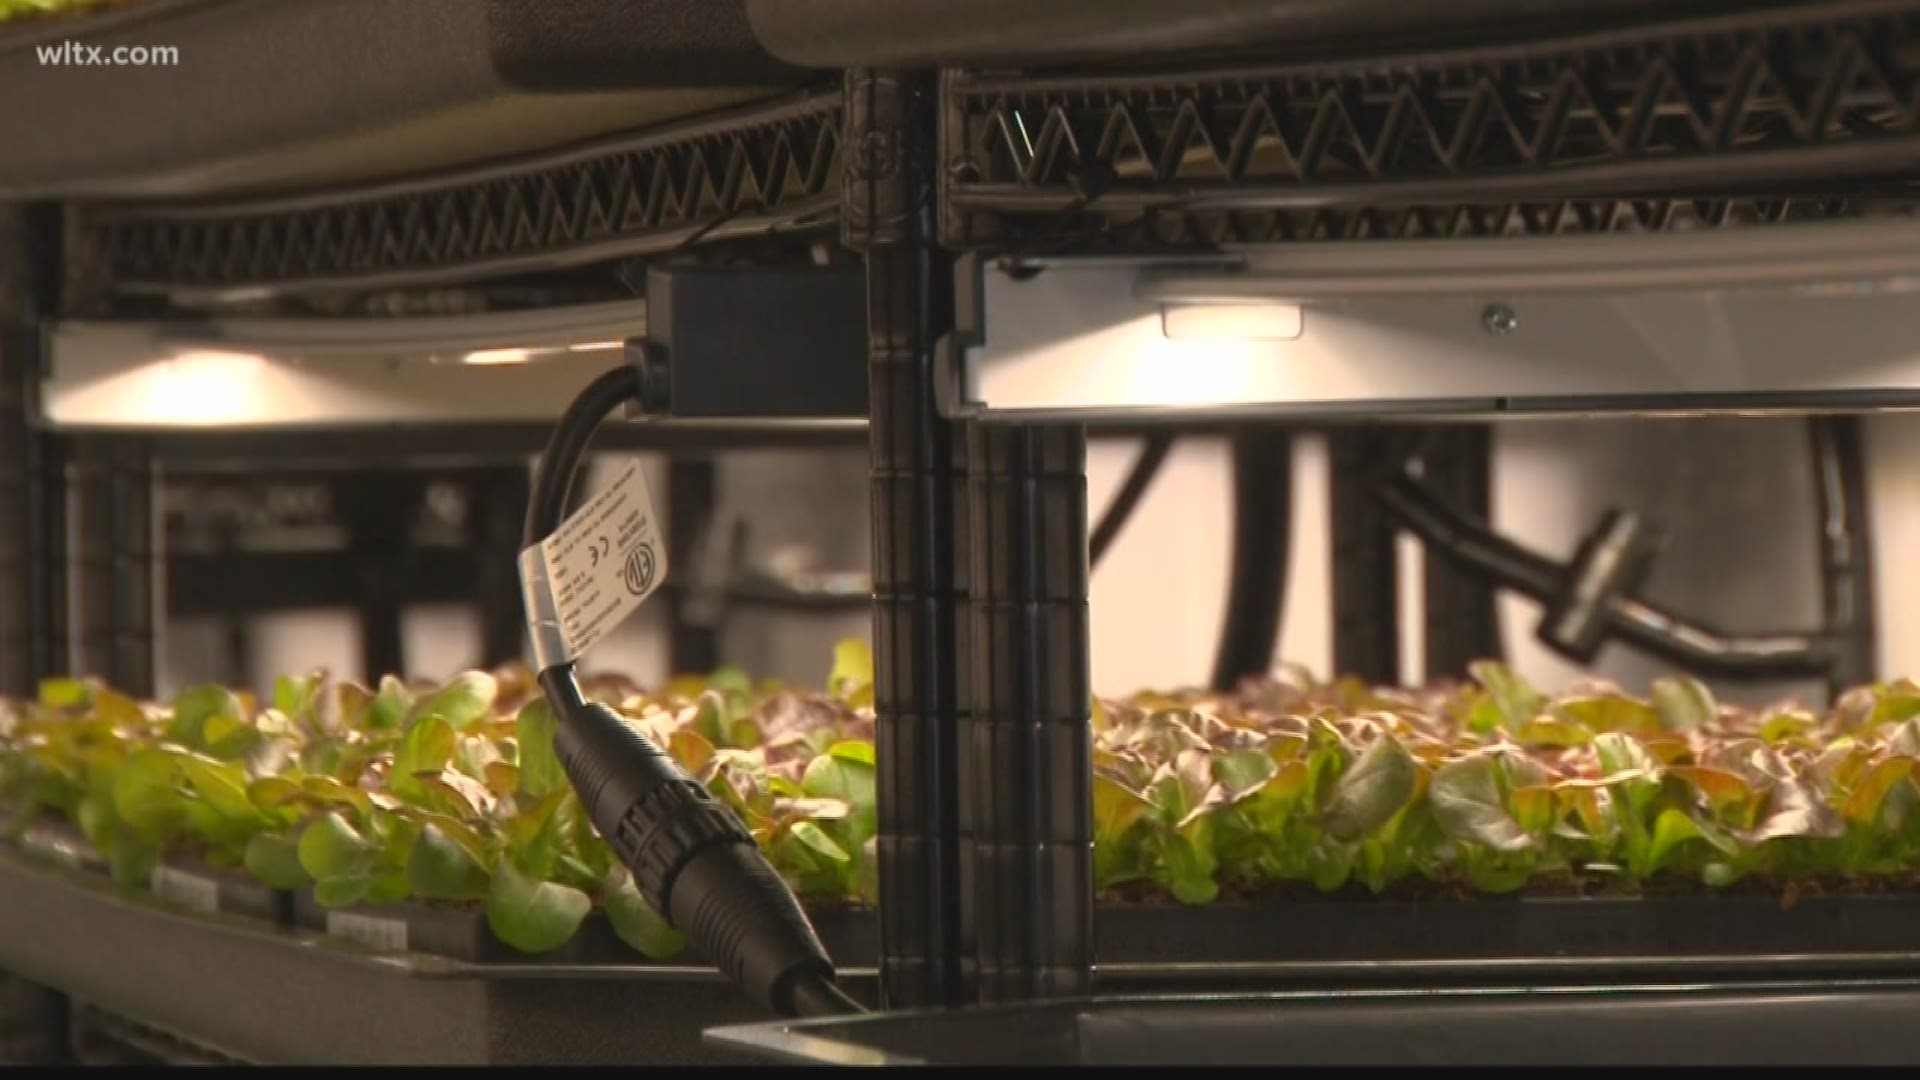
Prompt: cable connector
<box><xmin>1538</xmin><ymin>509</ymin><xmax>1662</xmax><ymax>663</ymax></box>
<box><xmin>521</xmin><ymin>364</ymin><xmax>858</xmax><ymax>1019</ymax></box>
<box><xmin>549</xmin><ymin>686</ymin><xmax>836</xmax><ymax>1016</ymax></box>
<box><xmin>612</xmin><ymin>779</ymin><xmax>750</xmax><ymax>901</ymax></box>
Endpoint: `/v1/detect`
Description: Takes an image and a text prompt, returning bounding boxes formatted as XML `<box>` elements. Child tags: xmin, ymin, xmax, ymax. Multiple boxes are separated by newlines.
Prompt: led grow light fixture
<box><xmin>40</xmin><ymin>301</ymin><xmax>651</xmax><ymax>429</ymax></box>
<box><xmin>939</xmin><ymin>217</ymin><xmax>1920</xmax><ymax>423</ymax></box>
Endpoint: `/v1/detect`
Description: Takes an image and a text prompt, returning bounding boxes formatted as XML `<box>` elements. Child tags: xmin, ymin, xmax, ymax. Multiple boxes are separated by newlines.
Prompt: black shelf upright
<box><xmin>852</xmin><ymin>60</ymin><xmax>1098</xmax><ymax>1008</ymax></box>
<box><xmin>1417</xmin><ymin>426</ymin><xmax>1502</xmax><ymax>681</ymax></box>
<box><xmin>1329</xmin><ymin>431</ymin><xmax>1402</xmax><ymax>686</ymax></box>
<box><xmin>664</xmin><ymin>458</ymin><xmax>722</xmax><ymax>675</ymax></box>
<box><xmin>1811</xmin><ymin>415</ymin><xmax>1877</xmax><ymax>696</ymax></box>
<box><xmin>961</xmin><ymin>423</ymin><xmax>1092</xmax><ymax>1003</ymax></box>
<box><xmin>333</xmin><ymin>469</ymin><xmax>432</xmax><ymax>682</ymax></box>
<box><xmin>69</xmin><ymin>436</ymin><xmax>158</xmax><ymax>697</ymax></box>
<box><xmin>848</xmin><ymin>69</ymin><xmax>969</xmax><ymax>1010</ymax></box>
<box><xmin>0</xmin><ymin>206</ymin><xmax>66</xmax><ymax>698</ymax></box>
<box><xmin>472</xmin><ymin>465</ymin><xmax>534</xmax><ymax>671</ymax></box>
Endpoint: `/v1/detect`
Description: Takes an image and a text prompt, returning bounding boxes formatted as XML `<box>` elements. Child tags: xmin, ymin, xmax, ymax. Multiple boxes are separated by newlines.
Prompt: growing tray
<box><xmin>236</xmin><ymin>873</ymin><xmax>1920</xmax><ymax>989</ymax></box>
<box><xmin>0</xmin><ymin>847</ymin><xmax>875</xmax><ymax>1064</ymax></box>
<box><xmin>14</xmin><ymin>816</ymin><xmax>289</xmax><ymax>926</ymax></box>
<box><xmin>1091</xmin><ymin>891</ymin><xmax>1920</xmax><ymax>989</ymax></box>
<box><xmin>291</xmin><ymin>892</ymin><xmax>878</xmax><ymax>969</ymax></box>
<box><xmin>14</xmin><ymin>816</ymin><xmax>1920</xmax><ymax>1062</ymax></box>
<box><xmin>14</xmin><ymin>817</ymin><xmax>104</xmax><ymax>875</ymax></box>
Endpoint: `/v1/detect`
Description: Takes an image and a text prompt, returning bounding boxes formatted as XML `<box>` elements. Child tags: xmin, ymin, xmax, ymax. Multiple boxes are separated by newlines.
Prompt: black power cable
<box><xmin>1210</xmin><ymin>428</ymin><xmax>1291</xmax><ymax>691</ymax></box>
<box><xmin>1379</xmin><ymin>468</ymin><xmax>1838</xmax><ymax>681</ymax></box>
<box><xmin>1810</xmin><ymin>416</ymin><xmax>1877</xmax><ymax>694</ymax></box>
<box><xmin>522</xmin><ymin>363</ymin><xmax>860</xmax><ymax>1020</ymax></box>
<box><xmin>1085</xmin><ymin>431</ymin><xmax>1296</xmax><ymax>692</ymax></box>
<box><xmin>1089</xmin><ymin>434</ymin><xmax>1173</xmax><ymax>568</ymax></box>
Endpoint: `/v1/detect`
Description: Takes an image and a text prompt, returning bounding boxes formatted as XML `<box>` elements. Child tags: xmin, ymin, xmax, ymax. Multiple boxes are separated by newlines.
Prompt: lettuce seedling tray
<box><xmin>267</xmin><ymin>879</ymin><xmax>1920</xmax><ymax>989</ymax></box>
<box><xmin>146</xmin><ymin>859</ymin><xmax>290</xmax><ymax>925</ymax></box>
<box><xmin>13</xmin><ymin>816</ymin><xmax>289</xmax><ymax>926</ymax></box>
<box><xmin>708</xmin><ymin>982</ymin><xmax>1920</xmax><ymax>1065</ymax></box>
<box><xmin>0</xmin><ymin>846</ymin><xmax>873</xmax><ymax>1064</ymax></box>
<box><xmin>15</xmin><ymin>831</ymin><xmax>1920</xmax><ymax>1064</ymax></box>
<box><xmin>290</xmin><ymin>891</ymin><xmax>879</xmax><ymax>968</ymax></box>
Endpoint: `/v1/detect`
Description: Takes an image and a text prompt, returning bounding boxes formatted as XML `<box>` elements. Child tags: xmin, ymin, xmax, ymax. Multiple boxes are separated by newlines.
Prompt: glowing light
<box><xmin>1160</xmin><ymin>302</ymin><xmax>1303</xmax><ymax>342</ymax></box>
<box><xmin>461</xmin><ymin>347</ymin><xmax>535</xmax><ymax>366</ymax></box>
<box><xmin>148</xmin><ymin>349</ymin><xmax>269</xmax><ymax>425</ymax></box>
<box><xmin>463</xmin><ymin>341</ymin><xmax>622</xmax><ymax>364</ymax></box>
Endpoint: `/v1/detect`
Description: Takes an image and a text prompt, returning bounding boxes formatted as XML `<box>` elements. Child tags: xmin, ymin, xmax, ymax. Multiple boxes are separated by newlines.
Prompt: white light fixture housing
<box><xmin>43</xmin><ymin>300</ymin><xmax>647</xmax><ymax>429</ymax></box>
<box><xmin>939</xmin><ymin>218</ymin><xmax>1920</xmax><ymax>422</ymax></box>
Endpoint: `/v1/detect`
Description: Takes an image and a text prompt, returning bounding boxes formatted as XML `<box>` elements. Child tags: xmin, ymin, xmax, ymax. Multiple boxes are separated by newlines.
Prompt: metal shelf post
<box><xmin>1330</xmin><ymin>430</ymin><xmax>1401</xmax><ymax>685</ymax></box>
<box><xmin>69</xmin><ymin>436</ymin><xmax>158</xmax><ymax>696</ymax></box>
<box><xmin>849</xmin><ymin>69</ymin><xmax>969</xmax><ymax>1010</ymax></box>
<box><xmin>0</xmin><ymin>207</ymin><xmax>66</xmax><ymax>695</ymax></box>
<box><xmin>961</xmin><ymin>422</ymin><xmax>1093</xmax><ymax>1003</ymax></box>
<box><xmin>1418</xmin><ymin>426</ymin><xmax>1502</xmax><ymax>680</ymax></box>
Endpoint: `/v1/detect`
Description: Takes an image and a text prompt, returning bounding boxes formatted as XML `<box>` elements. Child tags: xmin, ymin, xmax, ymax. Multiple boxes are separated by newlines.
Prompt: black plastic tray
<box><xmin>16</xmin><ymin>818</ymin><xmax>1920</xmax><ymax>1062</ymax></box>
<box><xmin>708</xmin><ymin>982</ymin><xmax>1920</xmax><ymax>1065</ymax></box>
<box><xmin>292</xmin><ymin>893</ymin><xmax>629</xmax><ymax>964</ymax></box>
<box><xmin>148</xmin><ymin>859</ymin><xmax>290</xmax><ymax>925</ymax></box>
<box><xmin>291</xmin><ymin>892</ymin><xmax>878</xmax><ymax>969</ymax></box>
<box><xmin>0</xmin><ymin>0</ymin><xmax>805</xmax><ymax>198</ymax></box>
<box><xmin>22</xmin><ymin>815</ymin><xmax>1920</xmax><ymax>985</ymax></box>
<box><xmin>271</xmin><ymin>886</ymin><xmax>1920</xmax><ymax>988</ymax></box>
<box><xmin>14</xmin><ymin>817</ymin><xmax>104</xmax><ymax>875</ymax></box>
<box><xmin>1092</xmin><ymin>891</ymin><xmax>1920</xmax><ymax>993</ymax></box>
<box><xmin>21</xmin><ymin>813</ymin><xmax>1920</xmax><ymax>981</ymax></box>
<box><xmin>0</xmin><ymin>847</ymin><xmax>873</xmax><ymax>1063</ymax></box>
<box><xmin>15</xmin><ymin>817</ymin><xmax>289</xmax><ymax>925</ymax></box>
<box><xmin>1093</xmin><ymin>891</ymin><xmax>1920</xmax><ymax>980</ymax></box>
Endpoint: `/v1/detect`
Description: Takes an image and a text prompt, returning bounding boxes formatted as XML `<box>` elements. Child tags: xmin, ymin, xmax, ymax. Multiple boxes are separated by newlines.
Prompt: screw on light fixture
<box><xmin>1481</xmin><ymin>303</ymin><xmax>1519</xmax><ymax>335</ymax></box>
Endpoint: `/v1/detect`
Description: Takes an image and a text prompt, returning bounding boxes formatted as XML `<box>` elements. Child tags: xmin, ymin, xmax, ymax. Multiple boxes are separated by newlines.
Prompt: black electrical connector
<box><xmin>1537</xmin><ymin>509</ymin><xmax>1661</xmax><ymax>663</ymax></box>
<box><xmin>521</xmin><ymin>359</ymin><xmax>861</xmax><ymax>1019</ymax></box>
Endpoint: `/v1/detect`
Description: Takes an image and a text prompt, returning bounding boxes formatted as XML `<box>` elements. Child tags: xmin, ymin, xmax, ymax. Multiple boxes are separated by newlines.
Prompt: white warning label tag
<box><xmin>518</xmin><ymin>459</ymin><xmax>666</xmax><ymax>668</ymax></box>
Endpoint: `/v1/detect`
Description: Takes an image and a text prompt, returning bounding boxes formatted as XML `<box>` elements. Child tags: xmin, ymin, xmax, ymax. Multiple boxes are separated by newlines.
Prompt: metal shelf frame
<box><xmin>0</xmin><ymin>207</ymin><xmax>65</xmax><ymax>699</ymax></box>
<box><xmin>935</xmin><ymin>0</ymin><xmax>1920</xmax><ymax>252</ymax></box>
<box><xmin>62</xmin><ymin>88</ymin><xmax>846</xmax><ymax>306</ymax></box>
<box><xmin>5</xmin><ymin>0</ymin><xmax>1920</xmax><ymax>1060</ymax></box>
<box><xmin>894</xmin><ymin>0</ymin><xmax>1920</xmax><ymax>1021</ymax></box>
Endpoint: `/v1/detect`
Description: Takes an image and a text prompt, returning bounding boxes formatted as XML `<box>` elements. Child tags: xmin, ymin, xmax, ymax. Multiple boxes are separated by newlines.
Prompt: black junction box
<box><xmin>639</xmin><ymin>264</ymin><xmax>869</xmax><ymax>420</ymax></box>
